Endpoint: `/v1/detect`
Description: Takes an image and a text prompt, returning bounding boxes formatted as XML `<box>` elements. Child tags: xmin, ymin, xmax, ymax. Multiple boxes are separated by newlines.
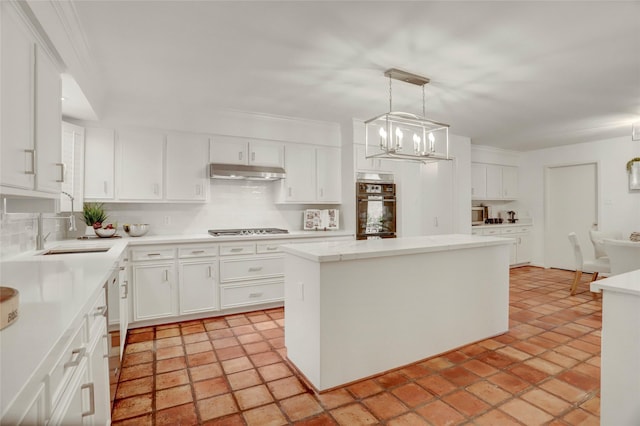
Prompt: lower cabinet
<box><xmin>48</xmin><ymin>358</ymin><xmax>90</xmax><ymax>425</ymax></box>
<box><xmin>133</xmin><ymin>262</ymin><xmax>177</xmax><ymax>321</ymax></box>
<box><xmin>475</xmin><ymin>226</ymin><xmax>532</xmax><ymax>266</ymax></box>
<box><xmin>179</xmin><ymin>259</ymin><xmax>218</xmax><ymax>314</ymax></box>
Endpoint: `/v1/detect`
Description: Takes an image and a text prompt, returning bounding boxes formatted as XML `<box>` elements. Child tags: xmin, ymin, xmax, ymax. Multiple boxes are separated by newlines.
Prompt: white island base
<box><xmin>282</xmin><ymin>234</ymin><xmax>512</xmax><ymax>392</ymax></box>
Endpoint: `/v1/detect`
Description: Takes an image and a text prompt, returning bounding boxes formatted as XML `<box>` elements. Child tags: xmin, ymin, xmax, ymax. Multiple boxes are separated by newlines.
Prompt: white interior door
<box><xmin>545</xmin><ymin>163</ymin><xmax>598</xmax><ymax>270</ymax></box>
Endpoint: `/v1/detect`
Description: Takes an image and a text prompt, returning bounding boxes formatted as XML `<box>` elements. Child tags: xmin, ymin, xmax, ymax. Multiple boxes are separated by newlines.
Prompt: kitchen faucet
<box><xmin>35</xmin><ymin>193</ymin><xmax>78</xmax><ymax>250</ymax></box>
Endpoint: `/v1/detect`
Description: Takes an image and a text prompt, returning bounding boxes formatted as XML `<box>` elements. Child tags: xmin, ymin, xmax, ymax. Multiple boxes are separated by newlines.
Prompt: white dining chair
<box><xmin>604</xmin><ymin>239</ymin><xmax>640</xmax><ymax>275</ymax></box>
<box><xmin>567</xmin><ymin>232</ymin><xmax>610</xmax><ymax>295</ymax></box>
<box><xmin>589</xmin><ymin>229</ymin><xmax>622</xmax><ymax>260</ymax></box>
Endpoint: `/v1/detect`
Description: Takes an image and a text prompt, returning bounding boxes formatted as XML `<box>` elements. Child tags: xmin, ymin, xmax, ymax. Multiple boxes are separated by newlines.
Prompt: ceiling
<box><xmin>64</xmin><ymin>1</ymin><xmax>640</xmax><ymax>151</ymax></box>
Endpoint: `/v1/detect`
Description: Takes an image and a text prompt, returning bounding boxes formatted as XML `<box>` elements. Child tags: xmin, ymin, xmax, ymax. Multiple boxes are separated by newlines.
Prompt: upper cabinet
<box><xmin>279</xmin><ymin>144</ymin><xmax>341</xmax><ymax>204</ymax></box>
<box><xmin>84</xmin><ymin>127</ymin><xmax>116</xmax><ymax>200</ymax></box>
<box><xmin>210</xmin><ymin>136</ymin><xmax>283</xmax><ymax>167</ymax></box>
<box><xmin>85</xmin><ymin>127</ymin><xmax>208</xmax><ymax>203</ymax></box>
<box><xmin>354</xmin><ymin>145</ymin><xmax>394</xmax><ymax>173</ymax></box>
<box><xmin>471</xmin><ymin>163</ymin><xmax>518</xmax><ymax>200</ymax></box>
<box><xmin>60</xmin><ymin>122</ymin><xmax>85</xmax><ymax>211</ymax></box>
<box><xmin>117</xmin><ymin>129</ymin><xmax>164</xmax><ymax>200</ymax></box>
<box><xmin>1</xmin><ymin>3</ymin><xmax>61</xmax><ymax>197</ymax></box>
<box><xmin>166</xmin><ymin>132</ymin><xmax>208</xmax><ymax>201</ymax></box>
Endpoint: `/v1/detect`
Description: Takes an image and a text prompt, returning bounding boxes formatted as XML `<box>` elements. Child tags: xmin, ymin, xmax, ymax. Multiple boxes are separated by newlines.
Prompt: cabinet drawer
<box><xmin>482</xmin><ymin>228</ymin><xmax>501</xmax><ymax>236</ymax></box>
<box><xmin>471</xmin><ymin>228</ymin><xmax>482</xmax><ymax>235</ymax></box>
<box><xmin>256</xmin><ymin>242</ymin><xmax>285</xmax><ymax>254</ymax></box>
<box><xmin>220</xmin><ymin>281</ymin><xmax>284</xmax><ymax>309</ymax></box>
<box><xmin>220</xmin><ymin>256</ymin><xmax>283</xmax><ymax>282</ymax></box>
<box><xmin>47</xmin><ymin>321</ymin><xmax>86</xmax><ymax>412</ymax></box>
<box><xmin>501</xmin><ymin>228</ymin><xmax>516</xmax><ymax>235</ymax></box>
<box><xmin>86</xmin><ymin>287</ymin><xmax>107</xmax><ymax>340</ymax></box>
<box><xmin>131</xmin><ymin>247</ymin><xmax>175</xmax><ymax>261</ymax></box>
<box><xmin>220</xmin><ymin>243</ymin><xmax>256</xmax><ymax>256</ymax></box>
<box><xmin>516</xmin><ymin>226</ymin><xmax>531</xmax><ymax>234</ymax></box>
<box><xmin>178</xmin><ymin>245</ymin><xmax>218</xmax><ymax>258</ymax></box>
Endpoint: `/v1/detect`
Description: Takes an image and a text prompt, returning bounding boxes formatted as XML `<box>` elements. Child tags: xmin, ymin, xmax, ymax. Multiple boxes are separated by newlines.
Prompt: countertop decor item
<box><xmin>0</xmin><ymin>287</ymin><xmax>19</xmax><ymax>330</ymax></box>
<box><xmin>82</xmin><ymin>202</ymin><xmax>108</xmax><ymax>228</ymax></box>
<box><xmin>94</xmin><ymin>226</ymin><xmax>117</xmax><ymax>238</ymax></box>
<box><xmin>364</xmin><ymin>68</ymin><xmax>451</xmax><ymax>164</ymax></box>
<box><xmin>123</xmin><ymin>224</ymin><xmax>150</xmax><ymax>237</ymax></box>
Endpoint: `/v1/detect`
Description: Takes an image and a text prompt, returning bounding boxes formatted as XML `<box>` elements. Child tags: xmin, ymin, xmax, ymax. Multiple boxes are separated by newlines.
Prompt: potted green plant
<box><xmin>82</xmin><ymin>203</ymin><xmax>108</xmax><ymax>233</ymax></box>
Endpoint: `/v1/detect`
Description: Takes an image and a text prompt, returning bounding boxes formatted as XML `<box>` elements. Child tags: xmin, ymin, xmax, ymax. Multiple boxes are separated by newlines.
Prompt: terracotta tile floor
<box><xmin>111</xmin><ymin>266</ymin><xmax>602</xmax><ymax>425</ymax></box>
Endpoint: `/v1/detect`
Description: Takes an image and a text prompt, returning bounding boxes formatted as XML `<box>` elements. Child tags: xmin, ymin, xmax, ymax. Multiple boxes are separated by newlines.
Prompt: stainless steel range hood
<box><xmin>209</xmin><ymin>163</ymin><xmax>286</xmax><ymax>181</ymax></box>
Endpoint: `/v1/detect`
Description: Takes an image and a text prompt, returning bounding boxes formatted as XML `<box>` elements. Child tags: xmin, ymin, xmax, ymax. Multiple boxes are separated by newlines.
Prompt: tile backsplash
<box><xmin>0</xmin><ymin>213</ymin><xmax>66</xmax><ymax>259</ymax></box>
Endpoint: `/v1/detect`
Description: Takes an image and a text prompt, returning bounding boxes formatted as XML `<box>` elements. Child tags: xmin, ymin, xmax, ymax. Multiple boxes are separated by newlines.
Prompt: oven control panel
<box><xmin>357</xmin><ymin>182</ymin><xmax>395</xmax><ymax>196</ymax></box>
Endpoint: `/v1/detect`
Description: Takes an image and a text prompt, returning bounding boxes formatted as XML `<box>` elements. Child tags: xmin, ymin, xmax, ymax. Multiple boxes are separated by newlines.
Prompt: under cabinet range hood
<box><xmin>209</xmin><ymin>163</ymin><xmax>286</xmax><ymax>181</ymax></box>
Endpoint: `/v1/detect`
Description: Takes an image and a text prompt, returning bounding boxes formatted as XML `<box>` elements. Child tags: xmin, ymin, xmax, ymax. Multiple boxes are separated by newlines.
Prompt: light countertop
<box><xmin>591</xmin><ymin>269</ymin><xmax>640</xmax><ymax>297</ymax></box>
<box><xmin>281</xmin><ymin>234</ymin><xmax>513</xmax><ymax>262</ymax></box>
<box><xmin>0</xmin><ymin>241</ymin><xmax>128</xmax><ymax>416</ymax></box>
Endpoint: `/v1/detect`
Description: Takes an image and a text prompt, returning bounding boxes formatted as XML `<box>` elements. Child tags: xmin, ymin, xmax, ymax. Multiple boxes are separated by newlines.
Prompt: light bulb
<box><xmin>428</xmin><ymin>132</ymin><xmax>435</xmax><ymax>152</ymax></box>
<box><xmin>413</xmin><ymin>134</ymin><xmax>421</xmax><ymax>153</ymax></box>
<box><xmin>395</xmin><ymin>128</ymin><xmax>403</xmax><ymax>150</ymax></box>
<box><xmin>379</xmin><ymin>127</ymin><xmax>387</xmax><ymax>149</ymax></box>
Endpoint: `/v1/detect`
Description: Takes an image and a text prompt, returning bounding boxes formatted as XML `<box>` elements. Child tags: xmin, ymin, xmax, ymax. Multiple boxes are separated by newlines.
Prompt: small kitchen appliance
<box><xmin>507</xmin><ymin>211</ymin><xmax>518</xmax><ymax>223</ymax></box>
<box><xmin>208</xmin><ymin>228</ymin><xmax>289</xmax><ymax>237</ymax></box>
<box><xmin>471</xmin><ymin>206</ymin><xmax>489</xmax><ymax>225</ymax></box>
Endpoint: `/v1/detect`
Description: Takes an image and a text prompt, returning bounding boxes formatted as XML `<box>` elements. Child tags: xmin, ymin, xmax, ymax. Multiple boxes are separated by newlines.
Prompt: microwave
<box><xmin>472</xmin><ymin>206</ymin><xmax>488</xmax><ymax>225</ymax></box>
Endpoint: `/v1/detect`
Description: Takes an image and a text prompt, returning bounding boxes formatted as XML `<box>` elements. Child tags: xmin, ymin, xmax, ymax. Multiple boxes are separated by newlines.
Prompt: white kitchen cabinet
<box><xmin>86</xmin><ymin>332</ymin><xmax>110</xmax><ymax>426</ymax></box>
<box><xmin>48</xmin><ymin>358</ymin><xmax>89</xmax><ymax>426</ymax></box>
<box><xmin>179</xmin><ymin>259</ymin><xmax>218</xmax><ymax>314</ymax></box>
<box><xmin>34</xmin><ymin>45</ymin><xmax>62</xmax><ymax>194</ymax></box>
<box><xmin>471</xmin><ymin>163</ymin><xmax>518</xmax><ymax>200</ymax></box>
<box><xmin>316</xmin><ymin>147</ymin><xmax>341</xmax><ymax>203</ymax></box>
<box><xmin>515</xmin><ymin>229</ymin><xmax>532</xmax><ymax>264</ymax></box>
<box><xmin>354</xmin><ymin>144</ymin><xmax>394</xmax><ymax>173</ymax></box>
<box><xmin>280</xmin><ymin>144</ymin><xmax>341</xmax><ymax>204</ymax></box>
<box><xmin>0</xmin><ymin>3</ymin><xmax>61</xmax><ymax>197</ymax></box>
<box><xmin>501</xmin><ymin>166</ymin><xmax>518</xmax><ymax>199</ymax></box>
<box><xmin>471</xmin><ymin>163</ymin><xmax>487</xmax><ymax>199</ymax></box>
<box><xmin>133</xmin><ymin>261</ymin><xmax>177</xmax><ymax>321</ymax></box>
<box><xmin>210</xmin><ymin>136</ymin><xmax>284</xmax><ymax>167</ymax></box>
<box><xmin>117</xmin><ymin>129</ymin><xmax>164</xmax><ymax>200</ymax></box>
<box><xmin>165</xmin><ymin>132</ymin><xmax>208</xmax><ymax>201</ymax></box>
<box><xmin>281</xmin><ymin>144</ymin><xmax>316</xmax><ymax>202</ymax></box>
<box><xmin>60</xmin><ymin>122</ymin><xmax>85</xmax><ymax>211</ymax></box>
<box><xmin>1</xmin><ymin>3</ymin><xmax>34</xmax><ymax>191</ymax></box>
<box><xmin>84</xmin><ymin>128</ymin><xmax>115</xmax><ymax>200</ymax></box>
<box><xmin>479</xmin><ymin>225</ymin><xmax>531</xmax><ymax>266</ymax></box>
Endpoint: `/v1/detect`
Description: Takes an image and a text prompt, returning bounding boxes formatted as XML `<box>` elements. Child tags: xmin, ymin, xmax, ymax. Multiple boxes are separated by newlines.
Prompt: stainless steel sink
<box><xmin>41</xmin><ymin>247</ymin><xmax>111</xmax><ymax>255</ymax></box>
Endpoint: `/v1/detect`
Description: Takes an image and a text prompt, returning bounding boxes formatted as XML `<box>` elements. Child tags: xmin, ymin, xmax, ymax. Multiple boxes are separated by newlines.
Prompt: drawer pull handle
<box><xmin>164</xmin><ymin>270</ymin><xmax>169</xmax><ymax>281</ymax></box>
<box><xmin>266</xmin><ymin>247</ymin><xmax>278</xmax><ymax>251</ymax></box>
<box><xmin>119</xmin><ymin>266</ymin><xmax>126</xmax><ymax>271</ymax></box>
<box><xmin>64</xmin><ymin>347</ymin><xmax>86</xmax><ymax>369</ymax></box>
<box><xmin>147</xmin><ymin>253</ymin><xmax>162</xmax><ymax>257</ymax></box>
<box><xmin>121</xmin><ymin>281</ymin><xmax>128</xmax><ymax>299</ymax></box>
<box><xmin>56</xmin><ymin>163</ymin><xmax>66</xmax><ymax>182</ymax></box>
<box><xmin>191</xmin><ymin>250</ymin><xmax>205</xmax><ymax>254</ymax></box>
<box><xmin>249</xmin><ymin>292</ymin><xmax>263</xmax><ymax>298</ymax></box>
<box><xmin>230</xmin><ymin>248</ymin><xmax>243</xmax><ymax>252</ymax></box>
<box><xmin>81</xmin><ymin>383</ymin><xmax>95</xmax><ymax>417</ymax></box>
<box><xmin>93</xmin><ymin>305</ymin><xmax>107</xmax><ymax>317</ymax></box>
<box><xmin>248</xmin><ymin>266</ymin><xmax>263</xmax><ymax>272</ymax></box>
<box><xmin>208</xmin><ymin>266</ymin><xmax>213</xmax><ymax>278</ymax></box>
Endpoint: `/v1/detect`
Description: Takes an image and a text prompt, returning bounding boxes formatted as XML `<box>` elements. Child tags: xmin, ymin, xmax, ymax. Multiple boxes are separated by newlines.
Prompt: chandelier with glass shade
<box><xmin>365</xmin><ymin>69</ymin><xmax>451</xmax><ymax>163</ymax></box>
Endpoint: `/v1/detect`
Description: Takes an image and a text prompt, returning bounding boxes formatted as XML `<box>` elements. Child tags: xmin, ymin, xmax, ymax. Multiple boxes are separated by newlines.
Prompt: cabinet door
<box><xmin>210</xmin><ymin>137</ymin><xmax>246</xmax><ymax>164</ymax></box>
<box><xmin>485</xmin><ymin>165</ymin><xmax>503</xmax><ymax>199</ymax></box>
<box><xmin>34</xmin><ymin>45</ymin><xmax>62</xmax><ymax>193</ymax></box>
<box><xmin>249</xmin><ymin>141</ymin><xmax>283</xmax><ymax>167</ymax></box>
<box><xmin>60</xmin><ymin>122</ymin><xmax>85</xmax><ymax>211</ymax></box>
<box><xmin>117</xmin><ymin>129</ymin><xmax>164</xmax><ymax>200</ymax></box>
<box><xmin>501</xmin><ymin>166</ymin><xmax>518</xmax><ymax>199</ymax></box>
<box><xmin>179</xmin><ymin>259</ymin><xmax>218</xmax><ymax>314</ymax></box>
<box><xmin>316</xmin><ymin>147</ymin><xmax>341</xmax><ymax>203</ymax></box>
<box><xmin>166</xmin><ymin>133</ymin><xmax>208</xmax><ymax>201</ymax></box>
<box><xmin>133</xmin><ymin>263</ymin><xmax>175</xmax><ymax>320</ymax></box>
<box><xmin>1</xmin><ymin>4</ymin><xmax>35</xmax><ymax>190</ymax></box>
<box><xmin>87</xmin><ymin>333</ymin><xmax>110</xmax><ymax>426</ymax></box>
<box><xmin>471</xmin><ymin>163</ymin><xmax>487</xmax><ymax>199</ymax></box>
<box><xmin>516</xmin><ymin>233</ymin><xmax>532</xmax><ymax>264</ymax></box>
<box><xmin>84</xmin><ymin>128</ymin><xmax>115</xmax><ymax>199</ymax></box>
<box><xmin>119</xmin><ymin>263</ymin><xmax>129</xmax><ymax>360</ymax></box>
<box><xmin>282</xmin><ymin>145</ymin><xmax>316</xmax><ymax>202</ymax></box>
<box><xmin>48</xmin><ymin>359</ymin><xmax>89</xmax><ymax>426</ymax></box>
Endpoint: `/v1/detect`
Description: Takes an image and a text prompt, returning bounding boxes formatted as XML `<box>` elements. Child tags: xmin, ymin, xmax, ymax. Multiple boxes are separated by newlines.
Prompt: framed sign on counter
<box><xmin>304</xmin><ymin>209</ymin><xmax>339</xmax><ymax>230</ymax></box>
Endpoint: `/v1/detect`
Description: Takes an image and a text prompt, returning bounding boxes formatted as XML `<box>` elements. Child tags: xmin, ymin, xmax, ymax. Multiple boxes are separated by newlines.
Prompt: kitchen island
<box><xmin>281</xmin><ymin>234</ymin><xmax>512</xmax><ymax>392</ymax></box>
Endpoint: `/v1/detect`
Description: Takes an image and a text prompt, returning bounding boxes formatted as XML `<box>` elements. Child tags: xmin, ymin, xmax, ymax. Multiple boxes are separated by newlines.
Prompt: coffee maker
<box><xmin>507</xmin><ymin>211</ymin><xmax>518</xmax><ymax>223</ymax></box>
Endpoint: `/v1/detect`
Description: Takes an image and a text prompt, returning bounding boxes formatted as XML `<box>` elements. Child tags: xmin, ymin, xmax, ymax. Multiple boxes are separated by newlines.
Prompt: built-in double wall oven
<box><xmin>356</xmin><ymin>175</ymin><xmax>397</xmax><ymax>240</ymax></box>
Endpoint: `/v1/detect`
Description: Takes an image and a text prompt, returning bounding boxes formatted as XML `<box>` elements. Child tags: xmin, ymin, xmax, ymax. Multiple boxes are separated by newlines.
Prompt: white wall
<box><xmin>519</xmin><ymin>136</ymin><xmax>640</xmax><ymax>267</ymax></box>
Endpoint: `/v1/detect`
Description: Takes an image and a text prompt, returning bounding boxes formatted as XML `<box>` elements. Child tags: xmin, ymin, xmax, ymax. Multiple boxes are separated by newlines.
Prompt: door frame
<box><xmin>543</xmin><ymin>161</ymin><xmax>600</xmax><ymax>268</ymax></box>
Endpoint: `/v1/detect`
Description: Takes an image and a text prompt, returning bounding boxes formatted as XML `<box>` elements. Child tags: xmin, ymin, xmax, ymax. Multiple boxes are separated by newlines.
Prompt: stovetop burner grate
<box><xmin>208</xmin><ymin>228</ymin><xmax>289</xmax><ymax>237</ymax></box>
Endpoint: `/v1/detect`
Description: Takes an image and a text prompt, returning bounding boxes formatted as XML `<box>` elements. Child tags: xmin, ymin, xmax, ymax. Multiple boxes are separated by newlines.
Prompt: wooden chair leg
<box><xmin>590</xmin><ymin>272</ymin><xmax>599</xmax><ymax>282</ymax></box>
<box><xmin>570</xmin><ymin>271</ymin><xmax>582</xmax><ymax>295</ymax></box>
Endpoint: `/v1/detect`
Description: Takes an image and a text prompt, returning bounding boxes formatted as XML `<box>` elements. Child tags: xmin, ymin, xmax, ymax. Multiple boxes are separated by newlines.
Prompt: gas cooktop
<box><xmin>208</xmin><ymin>228</ymin><xmax>289</xmax><ymax>237</ymax></box>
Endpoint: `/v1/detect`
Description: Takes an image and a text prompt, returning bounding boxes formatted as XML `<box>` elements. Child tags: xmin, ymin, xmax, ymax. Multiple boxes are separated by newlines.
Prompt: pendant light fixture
<box><xmin>365</xmin><ymin>69</ymin><xmax>451</xmax><ymax>163</ymax></box>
